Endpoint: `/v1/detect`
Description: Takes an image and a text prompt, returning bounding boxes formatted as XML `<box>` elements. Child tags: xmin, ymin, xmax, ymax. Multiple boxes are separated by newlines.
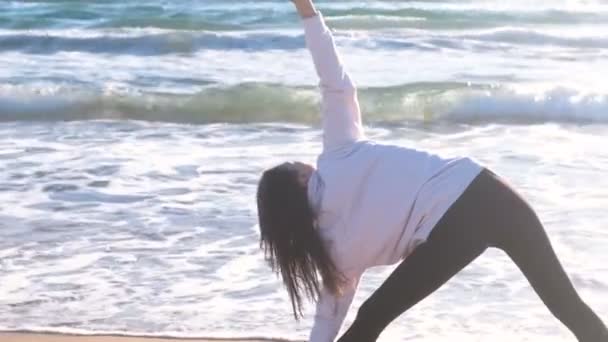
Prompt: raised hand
<box><xmin>290</xmin><ymin>0</ymin><xmax>318</xmax><ymax>19</ymax></box>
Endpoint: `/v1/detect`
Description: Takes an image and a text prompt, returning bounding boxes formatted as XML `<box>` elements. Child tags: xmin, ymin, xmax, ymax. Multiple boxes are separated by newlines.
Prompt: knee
<box><xmin>345</xmin><ymin>301</ymin><xmax>383</xmax><ymax>341</ymax></box>
<box><xmin>357</xmin><ymin>299</ymin><xmax>376</xmax><ymax>320</ymax></box>
<box><xmin>549</xmin><ymin>293</ymin><xmax>600</xmax><ymax>330</ymax></box>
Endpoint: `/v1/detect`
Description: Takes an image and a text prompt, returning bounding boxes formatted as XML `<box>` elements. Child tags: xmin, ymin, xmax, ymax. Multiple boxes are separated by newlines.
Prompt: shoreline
<box><xmin>0</xmin><ymin>332</ymin><xmax>299</xmax><ymax>342</ymax></box>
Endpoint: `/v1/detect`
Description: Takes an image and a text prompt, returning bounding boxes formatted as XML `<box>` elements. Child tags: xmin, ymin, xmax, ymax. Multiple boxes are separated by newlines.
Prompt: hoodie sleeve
<box><xmin>302</xmin><ymin>13</ymin><xmax>365</xmax><ymax>152</ymax></box>
<box><xmin>309</xmin><ymin>273</ymin><xmax>361</xmax><ymax>342</ymax></box>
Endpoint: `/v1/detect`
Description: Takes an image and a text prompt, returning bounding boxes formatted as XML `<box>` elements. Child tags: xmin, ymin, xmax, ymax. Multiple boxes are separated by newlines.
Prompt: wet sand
<box><xmin>0</xmin><ymin>332</ymin><xmax>297</xmax><ymax>342</ymax></box>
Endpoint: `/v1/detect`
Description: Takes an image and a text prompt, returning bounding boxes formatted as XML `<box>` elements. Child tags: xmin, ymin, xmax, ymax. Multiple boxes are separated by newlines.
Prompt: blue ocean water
<box><xmin>0</xmin><ymin>0</ymin><xmax>606</xmax><ymax>340</ymax></box>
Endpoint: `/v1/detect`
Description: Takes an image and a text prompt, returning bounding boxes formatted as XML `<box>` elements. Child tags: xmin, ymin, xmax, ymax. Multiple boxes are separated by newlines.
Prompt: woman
<box><xmin>256</xmin><ymin>0</ymin><xmax>608</xmax><ymax>341</ymax></box>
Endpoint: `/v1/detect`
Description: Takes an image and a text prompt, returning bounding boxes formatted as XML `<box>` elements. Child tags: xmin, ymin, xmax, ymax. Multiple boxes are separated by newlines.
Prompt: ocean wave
<box><xmin>458</xmin><ymin>28</ymin><xmax>608</xmax><ymax>48</ymax></box>
<box><xmin>2</xmin><ymin>4</ymin><xmax>607</xmax><ymax>31</ymax></box>
<box><xmin>0</xmin><ymin>31</ymin><xmax>303</xmax><ymax>55</ymax></box>
<box><xmin>314</xmin><ymin>8</ymin><xmax>608</xmax><ymax>31</ymax></box>
<box><xmin>1</xmin><ymin>28</ymin><xmax>606</xmax><ymax>56</ymax></box>
<box><xmin>96</xmin><ymin>17</ymin><xmax>245</xmax><ymax>31</ymax></box>
<box><xmin>145</xmin><ymin>8</ymin><xmax>607</xmax><ymax>32</ymax></box>
<box><xmin>0</xmin><ymin>83</ymin><xmax>606</xmax><ymax>125</ymax></box>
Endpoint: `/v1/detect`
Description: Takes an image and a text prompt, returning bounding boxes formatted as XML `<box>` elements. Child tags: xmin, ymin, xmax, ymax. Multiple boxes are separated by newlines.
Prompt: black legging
<box><xmin>338</xmin><ymin>169</ymin><xmax>608</xmax><ymax>342</ymax></box>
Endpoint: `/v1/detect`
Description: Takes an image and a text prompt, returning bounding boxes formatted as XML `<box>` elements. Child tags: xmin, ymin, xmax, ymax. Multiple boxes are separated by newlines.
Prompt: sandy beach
<box><xmin>0</xmin><ymin>332</ymin><xmax>296</xmax><ymax>342</ymax></box>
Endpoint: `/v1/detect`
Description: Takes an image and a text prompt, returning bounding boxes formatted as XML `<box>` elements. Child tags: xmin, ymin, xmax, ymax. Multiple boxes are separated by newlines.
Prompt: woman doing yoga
<box><xmin>256</xmin><ymin>1</ymin><xmax>608</xmax><ymax>341</ymax></box>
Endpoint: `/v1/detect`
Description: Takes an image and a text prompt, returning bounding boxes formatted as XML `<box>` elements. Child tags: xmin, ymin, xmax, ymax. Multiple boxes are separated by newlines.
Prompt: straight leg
<box><xmin>487</xmin><ymin>173</ymin><xmax>608</xmax><ymax>341</ymax></box>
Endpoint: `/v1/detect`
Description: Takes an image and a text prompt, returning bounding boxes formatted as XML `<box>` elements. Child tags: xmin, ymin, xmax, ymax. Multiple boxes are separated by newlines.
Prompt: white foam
<box><xmin>1</xmin><ymin>120</ymin><xmax>606</xmax><ymax>338</ymax></box>
<box><xmin>437</xmin><ymin>86</ymin><xmax>608</xmax><ymax>123</ymax></box>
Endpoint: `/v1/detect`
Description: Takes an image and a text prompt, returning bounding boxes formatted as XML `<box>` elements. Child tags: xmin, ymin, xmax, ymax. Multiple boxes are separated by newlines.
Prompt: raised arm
<box><xmin>293</xmin><ymin>0</ymin><xmax>365</xmax><ymax>151</ymax></box>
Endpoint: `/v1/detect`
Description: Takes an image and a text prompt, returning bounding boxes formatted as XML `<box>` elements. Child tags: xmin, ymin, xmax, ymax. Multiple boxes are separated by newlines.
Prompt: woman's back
<box><xmin>310</xmin><ymin>140</ymin><xmax>482</xmax><ymax>276</ymax></box>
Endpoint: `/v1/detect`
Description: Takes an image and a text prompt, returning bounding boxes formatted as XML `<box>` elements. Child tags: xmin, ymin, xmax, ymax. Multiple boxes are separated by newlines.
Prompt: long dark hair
<box><xmin>256</xmin><ymin>165</ymin><xmax>343</xmax><ymax>320</ymax></box>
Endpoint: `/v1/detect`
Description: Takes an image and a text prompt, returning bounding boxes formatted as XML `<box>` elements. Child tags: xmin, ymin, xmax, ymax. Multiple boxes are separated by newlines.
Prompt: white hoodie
<box><xmin>302</xmin><ymin>13</ymin><xmax>483</xmax><ymax>342</ymax></box>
